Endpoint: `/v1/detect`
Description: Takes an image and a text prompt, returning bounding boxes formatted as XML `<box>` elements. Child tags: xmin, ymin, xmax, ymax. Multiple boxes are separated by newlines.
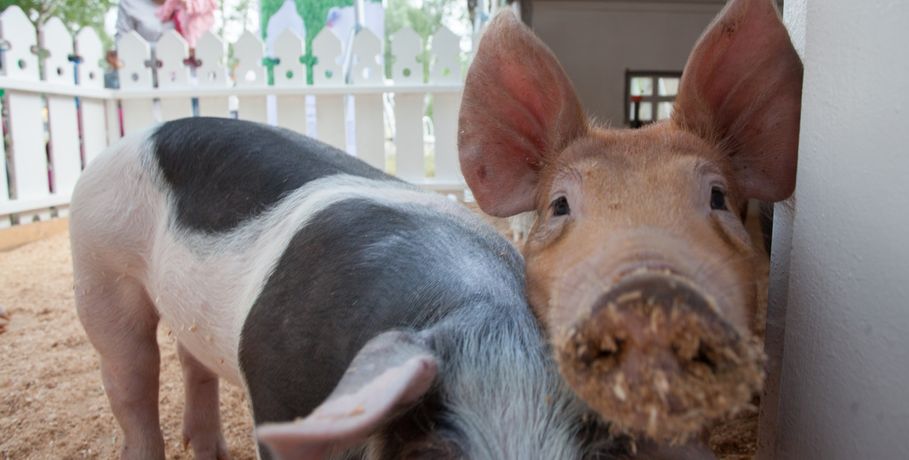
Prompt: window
<box><xmin>624</xmin><ymin>71</ymin><xmax>682</xmax><ymax>127</ymax></box>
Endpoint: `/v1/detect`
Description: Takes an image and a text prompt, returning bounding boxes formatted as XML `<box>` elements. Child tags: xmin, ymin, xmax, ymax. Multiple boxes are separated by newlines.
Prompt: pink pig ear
<box><xmin>459</xmin><ymin>10</ymin><xmax>588</xmax><ymax>217</ymax></box>
<box><xmin>673</xmin><ymin>0</ymin><xmax>803</xmax><ymax>202</ymax></box>
<box><xmin>256</xmin><ymin>332</ymin><xmax>438</xmax><ymax>460</ymax></box>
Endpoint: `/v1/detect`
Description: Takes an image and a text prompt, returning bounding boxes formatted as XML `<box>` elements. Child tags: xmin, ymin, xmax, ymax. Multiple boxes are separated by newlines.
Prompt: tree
<box><xmin>0</xmin><ymin>0</ymin><xmax>116</xmax><ymax>49</ymax></box>
<box><xmin>260</xmin><ymin>0</ymin><xmax>357</xmax><ymax>49</ymax></box>
<box><xmin>385</xmin><ymin>0</ymin><xmax>446</xmax><ymax>81</ymax></box>
<box><xmin>259</xmin><ymin>0</ymin><xmax>358</xmax><ymax>84</ymax></box>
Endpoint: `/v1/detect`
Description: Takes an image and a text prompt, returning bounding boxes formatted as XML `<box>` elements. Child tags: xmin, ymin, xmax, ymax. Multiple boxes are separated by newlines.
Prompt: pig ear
<box><xmin>672</xmin><ymin>0</ymin><xmax>803</xmax><ymax>201</ymax></box>
<box><xmin>459</xmin><ymin>10</ymin><xmax>588</xmax><ymax>217</ymax></box>
<box><xmin>256</xmin><ymin>331</ymin><xmax>438</xmax><ymax>460</ymax></box>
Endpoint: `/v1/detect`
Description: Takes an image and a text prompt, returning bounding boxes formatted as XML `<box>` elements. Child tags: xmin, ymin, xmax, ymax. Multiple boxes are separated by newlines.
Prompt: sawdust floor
<box><xmin>0</xmin><ymin>227</ymin><xmax>756</xmax><ymax>459</ymax></box>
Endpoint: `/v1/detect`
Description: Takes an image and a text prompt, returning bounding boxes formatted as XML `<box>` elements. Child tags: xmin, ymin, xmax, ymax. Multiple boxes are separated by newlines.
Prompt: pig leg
<box><xmin>177</xmin><ymin>343</ymin><xmax>230</xmax><ymax>460</ymax></box>
<box><xmin>74</xmin><ymin>274</ymin><xmax>164</xmax><ymax>460</ymax></box>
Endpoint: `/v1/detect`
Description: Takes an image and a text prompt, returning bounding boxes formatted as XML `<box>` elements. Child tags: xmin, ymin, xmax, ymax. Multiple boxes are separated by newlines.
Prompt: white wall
<box><xmin>769</xmin><ymin>0</ymin><xmax>909</xmax><ymax>458</ymax></box>
<box><xmin>530</xmin><ymin>1</ymin><xmax>722</xmax><ymax>125</ymax></box>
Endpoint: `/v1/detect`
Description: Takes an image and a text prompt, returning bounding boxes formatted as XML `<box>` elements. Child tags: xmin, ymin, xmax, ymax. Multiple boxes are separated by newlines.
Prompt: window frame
<box><xmin>623</xmin><ymin>70</ymin><xmax>683</xmax><ymax>126</ymax></box>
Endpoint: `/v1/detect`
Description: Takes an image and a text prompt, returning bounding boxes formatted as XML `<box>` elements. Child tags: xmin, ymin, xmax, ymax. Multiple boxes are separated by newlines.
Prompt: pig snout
<box><xmin>555</xmin><ymin>270</ymin><xmax>764</xmax><ymax>443</ymax></box>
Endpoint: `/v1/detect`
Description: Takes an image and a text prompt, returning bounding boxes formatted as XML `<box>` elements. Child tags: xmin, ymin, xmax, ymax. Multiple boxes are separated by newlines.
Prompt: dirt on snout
<box><xmin>0</xmin><ymin>221</ymin><xmax>757</xmax><ymax>459</ymax></box>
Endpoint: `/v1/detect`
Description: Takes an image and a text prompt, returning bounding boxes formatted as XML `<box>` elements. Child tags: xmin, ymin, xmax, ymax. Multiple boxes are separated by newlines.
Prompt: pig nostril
<box><xmin>673</xmin><ymin>340</ymin><xmax>721</xmax><ymax>375</ymax></box>
<box><xmin>605</xmin><ymin>338</ymin><xmax>624</xmax><ymax>359</ymax></box>
<box><xmin>693</xmin><ymin>343</ymin><xmax>718</xmax><ymax>373</ymax></box>
<box><xmin>578</xmin><ymin>337</ymin><xmax>623</xmax><ymax>367</ymax></box>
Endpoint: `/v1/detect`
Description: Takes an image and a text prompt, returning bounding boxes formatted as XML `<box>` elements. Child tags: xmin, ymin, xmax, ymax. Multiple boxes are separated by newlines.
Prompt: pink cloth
<box><xmin>157</xmin><ymin>0</ymin><xmax>217</xmax><ymax>47</ymax></box>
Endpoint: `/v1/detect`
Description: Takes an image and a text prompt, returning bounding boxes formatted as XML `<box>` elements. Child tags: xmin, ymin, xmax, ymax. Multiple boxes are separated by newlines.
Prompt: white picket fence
<box><xmin>0</xmin><ymin>5</ymin><xmax>466</xmax><ymax>228</ymax></box>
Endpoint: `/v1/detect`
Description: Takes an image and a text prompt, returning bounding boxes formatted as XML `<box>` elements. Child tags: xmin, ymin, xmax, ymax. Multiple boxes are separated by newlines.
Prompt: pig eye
<box><xmin>710</xmin><ymin>186</ymin><xmax>728</xmax><ymax>211</ymax></box>
<box><xmin>551</xmin><ymin>196</ymin><xmax>571</xmax><ymax>216</ymax></box>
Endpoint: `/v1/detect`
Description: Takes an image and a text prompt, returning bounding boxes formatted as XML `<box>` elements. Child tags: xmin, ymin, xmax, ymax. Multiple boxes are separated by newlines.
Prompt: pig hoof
<box><xmin>181</xmin><ymin>432</ymin><xmax>231</xmax><ymax>460</ymax></box>
<box><xmin>555</xmin><ymin>272</ymin><xmax>765</xmax><ymax>443</ymax></box>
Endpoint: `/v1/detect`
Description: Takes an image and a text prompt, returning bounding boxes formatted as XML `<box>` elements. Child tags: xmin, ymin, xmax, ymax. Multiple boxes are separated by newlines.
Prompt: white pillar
<box><xmin>768</xmin><ymin>0</ymin><xmax>909</xmax><ymax>458</ymax></box>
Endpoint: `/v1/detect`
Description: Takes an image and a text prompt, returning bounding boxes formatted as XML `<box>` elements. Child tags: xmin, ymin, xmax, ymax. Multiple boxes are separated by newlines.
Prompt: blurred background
<box><xmin>0</xmin><ymin>0</ymin><xmax>480</xmax><ymax>85</ymax></box>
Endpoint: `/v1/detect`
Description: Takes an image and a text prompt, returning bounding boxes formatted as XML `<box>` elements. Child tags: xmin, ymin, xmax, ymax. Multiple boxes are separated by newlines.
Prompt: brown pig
<box><xmin>458</xmin><ymin>0</ymin><xmax>802</xmax><ymax>444</ymax></box>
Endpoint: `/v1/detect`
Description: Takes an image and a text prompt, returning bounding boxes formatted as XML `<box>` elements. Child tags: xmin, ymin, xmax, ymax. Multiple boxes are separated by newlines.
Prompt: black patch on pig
<box><xmin>150</xmin><ymin>117</ymin><xmax>393</xmax><ymax>233</ymax></box>
<box><xmin>238</xmin><ymin>198</ymin><xmax>525</xmax><ymax>459</ymax></box>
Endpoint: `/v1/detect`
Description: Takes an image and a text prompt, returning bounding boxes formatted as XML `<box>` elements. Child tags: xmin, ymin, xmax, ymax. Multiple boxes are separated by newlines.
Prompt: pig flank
<box><xmin>70</xmin><ymin>118</ymin><xmax>623</xmax><ymax>459</ymax></box>
<box><xmin>459</xmin><ymin>0</ymin><xmax>802</xmax><ymax>444</ymax></box>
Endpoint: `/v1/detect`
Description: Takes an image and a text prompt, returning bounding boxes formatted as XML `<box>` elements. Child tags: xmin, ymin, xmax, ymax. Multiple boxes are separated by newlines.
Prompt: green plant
<box><xmin>261</xmin><ymin>0</ymin><xmax>365</xmax><ymax>84</ymax></box>
<box><xmin>385</xmin><ymin>0</ymin><xmax>468</xmax><ymax>121</ymax></box>
<box><xmin>384</xmin><ymin>0</ymin><xmax>449</xmax><ymax>82</ymax></box>
<box><xmin>261</xmin><ymin>0</ymin><xmax>350</xmax><ymax>47</ymax></box>
<box><xmin>0</xmin><ymin>0</ymin><xmax>116</xmax><ymax>49</ymax></box>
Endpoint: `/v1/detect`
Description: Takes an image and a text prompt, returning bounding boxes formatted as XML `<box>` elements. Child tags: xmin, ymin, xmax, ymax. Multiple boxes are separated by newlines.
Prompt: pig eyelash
<box><xmin>550</xmin><ymin>196</ymin><xmax>571</xmax><ymax>216</ymax></box>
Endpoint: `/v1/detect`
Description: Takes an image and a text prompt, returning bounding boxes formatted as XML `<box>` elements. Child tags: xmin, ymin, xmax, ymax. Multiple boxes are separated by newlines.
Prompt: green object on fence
<box><xmin>261</xmin><ymin>0</ymin><xmax>355</xmax><ymax>85</ymax></box>
<box><xmin>260</xmin><ymin>0</ymin><xmax>381</xmax><ymax>84</ymax></box>
<box><xmin>260</xmin><ymin>0</ymin><xmax>354</xmax><ymax>47</ymax></box>
<box><xmin>262</xmin><ymin>56</ymin><xmax>281</xmax><ymax>86</ymax></box>
<box><xmin>298</xmin><ymin>54</ymin><xmax>317</xmax><ymax>85</ymax></box>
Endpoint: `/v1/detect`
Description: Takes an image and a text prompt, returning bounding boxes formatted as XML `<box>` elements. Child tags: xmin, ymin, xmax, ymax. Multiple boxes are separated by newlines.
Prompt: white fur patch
<box><xmin>147</xmin><ymin>172</ymin><xmax>471</xmax><ymax>385</ymax></box>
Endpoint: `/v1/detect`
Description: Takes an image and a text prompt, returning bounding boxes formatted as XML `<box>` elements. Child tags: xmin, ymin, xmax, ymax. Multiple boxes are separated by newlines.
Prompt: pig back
<box><xmin>138</xmin><ymin>118</ymin><xmax>403</xmax><ymax>383</ymax></box>
<box><xmin>238</xmin><ymin>195</ymin><xmax>526</xmax><ymax>427</ymax></box>
<box><xmin>150</xmin><ymin>117</ymin><xmax>393</xmax><ymax>234</ymax></box>
<box><xmin>147</xmin><ymin>118</ymin><xmax>527</xmax><ymax>425</ymax></box>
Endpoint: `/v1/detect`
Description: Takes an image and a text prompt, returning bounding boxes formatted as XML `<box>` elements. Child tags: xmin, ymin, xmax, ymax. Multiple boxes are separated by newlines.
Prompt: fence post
<box><xmin>75</xmin><ymin>27</ymin><xmax>109</xmax><ymax>163</ymax></box>
<box><xmin>117</xmin><ymin>31</ymin><xmax>155</xmax><ymax>135</ymax></box>
<box><xmin>390</xmin><ymin>27</ymin><xmax>425</xmax><ymax>182</ymax></box>
<box><xmin>312</xmin><ymin>28</ymin><xmax>346</xmax><ymax>150</ymax></box>
<box><xmin>195</xmin><ymin>31</ymin><xmax>230</xmax><ymax>117</ymax></box>
<box><xmin>234</xmin><ymin>31</ymin><xmax>268</xmax><ymax>123</ymax></box>
<box><xmin>42</xmin><ymin>17</ymin><xmax>82</xmax><ymax>214</ymax></box>
<box><xmin>0</xmin><ymin>6</ymin><xmax>51</xmax><ymax>223</ymax></box>
<box><xmin>430</xmin><ymin>26</ymin><xmax>463</xmax><ymax>186</ymax></box>
<box><xmin>157</xmin><ymin>30</ymin><xmax>193</xmax><ymax>120</ymax></box>
<box><xmin>0</xmin><ymin>94</ymin><xmax>9</xmax><ymax>228</ymax></box>
<box><xmin>273</xmin><ymin>29</ymin><xmax>308</xmax><ymax>134</ymax></box>
<box><xmin>350</xmin><ymin>28</ymin><xmax>384</xmax><ymax>170</ymax></box>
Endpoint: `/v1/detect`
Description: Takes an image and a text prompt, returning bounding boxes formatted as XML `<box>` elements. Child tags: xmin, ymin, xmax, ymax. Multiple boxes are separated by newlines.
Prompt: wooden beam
<box><xmin>0</xmin><ymin>219</ymin><xmax>69</xmax><ymax>252</ymax></box>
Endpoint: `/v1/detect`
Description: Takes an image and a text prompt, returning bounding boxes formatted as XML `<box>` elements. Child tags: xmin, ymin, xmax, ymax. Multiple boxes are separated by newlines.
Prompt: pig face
<box><xmin>458</xmin><ymin>0</ymin><xmax>802</xmax><ymax>443</ymax></box>
<box><xmin>523</xmin><ymin>126</ymin><xmax>769</xmax><ymax>443</ymax></box>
